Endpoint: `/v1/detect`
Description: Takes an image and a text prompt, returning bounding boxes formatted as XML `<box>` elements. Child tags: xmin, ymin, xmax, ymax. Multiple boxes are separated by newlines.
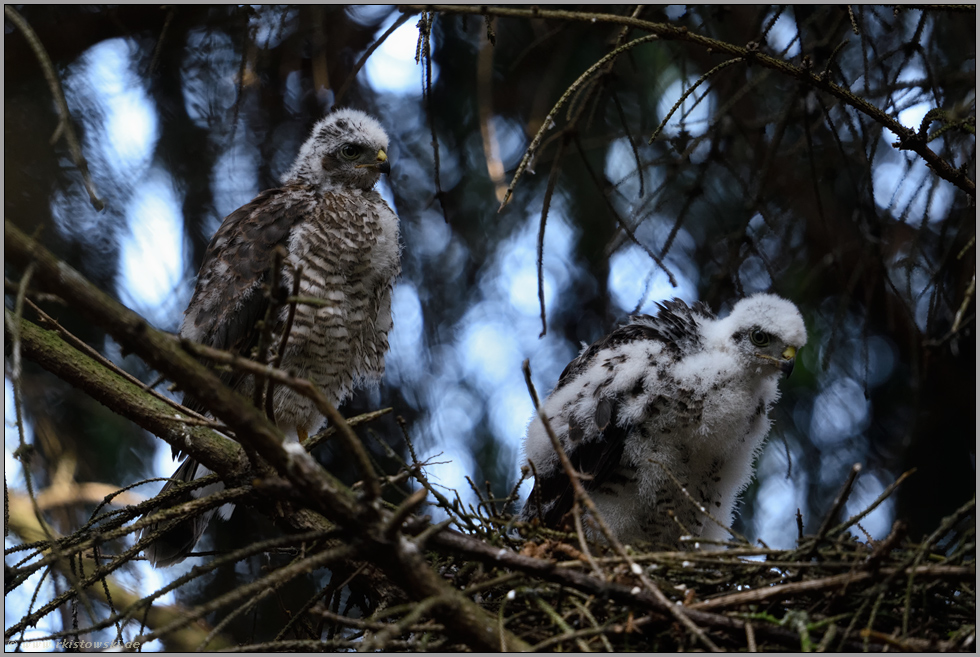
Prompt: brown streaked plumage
<box><xmin>141</xmin><ymin>109</ymin><xmax>400</xmax><ymax>567</ymax></box>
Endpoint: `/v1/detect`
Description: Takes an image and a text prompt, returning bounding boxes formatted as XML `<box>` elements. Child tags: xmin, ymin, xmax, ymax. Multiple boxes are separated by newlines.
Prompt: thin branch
<box><xmin>535</xmin><ymin>134</ymin><xmax>567</xmax><ymax>337</ymax></box>
<box><xmin>407</xmin><ymin>4</ymin><xmax>974</xmax><ymax>197</ymax></box>
<box><xmin>649</xmin><ymin>57</ymin><xmax>743</xmax><ymax>144</ymax></box>
<box><xmin>4</xmin><ymin>6</ymin><xmax>104</xmax><ymax>210</ymax></box>
<box><xmin>333</xmin><ymin>11</ymin><xmax>414</xmax><ymax>109</ymax></box>
<box><xmin>497</xmin><ymin>34</ymin><xmax>660</xmax><ymax>210</ymax></box>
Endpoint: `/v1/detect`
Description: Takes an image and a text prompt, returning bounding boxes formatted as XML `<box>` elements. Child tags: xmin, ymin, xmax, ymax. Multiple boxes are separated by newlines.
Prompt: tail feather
<box><xmin>139</xmin><ymin>458</ymin><xmax>232</xmax><ymax>567</ymax></box>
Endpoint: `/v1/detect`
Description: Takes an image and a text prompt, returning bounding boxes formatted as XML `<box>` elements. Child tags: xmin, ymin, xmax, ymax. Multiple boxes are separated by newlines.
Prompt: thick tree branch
<box><xmin>5</xmin><ymin>315</ymin><xmax>244</xmax><ymax>479</ymax></box>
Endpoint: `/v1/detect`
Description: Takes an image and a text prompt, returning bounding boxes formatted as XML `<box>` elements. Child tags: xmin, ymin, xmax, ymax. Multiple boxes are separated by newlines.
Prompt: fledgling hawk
<box><xmin>520</xmin><ymin>294</ymin><xmax>806</xmax><ymax>548</ymax></box>
<box><xmin>141</xmin><ymin>108</ymin><xmax>400</xmax><ymax>567</ymax></box>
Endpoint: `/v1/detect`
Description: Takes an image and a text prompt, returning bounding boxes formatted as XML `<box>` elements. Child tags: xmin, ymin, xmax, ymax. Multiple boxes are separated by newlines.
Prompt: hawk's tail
<box><xmin>138</xmin><ymin>458</ymin><xmax>232</xmax><ymax>567</ymax></box>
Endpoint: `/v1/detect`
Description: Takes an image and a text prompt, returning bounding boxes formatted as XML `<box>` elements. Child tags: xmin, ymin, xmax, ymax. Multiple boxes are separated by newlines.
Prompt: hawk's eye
<box><xmin>340</xmin><ymin>144</ymin><xmax>361</xmax><ymax>160</ymax></box>
<box><xmin>749</xmin><ymin>329</ymin><xmax>770</xmax><ymax>347</ymax></box>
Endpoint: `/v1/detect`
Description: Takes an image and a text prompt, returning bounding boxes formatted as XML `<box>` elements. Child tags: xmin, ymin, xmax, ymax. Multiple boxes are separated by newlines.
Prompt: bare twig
<box><xmin>405</xmin><ymin>4</ymin><xmax>975</xmax><ymax>197</ymax></box>
<box><xmin>497</xmin><ymin>34</ymin><xmax>660</xmax><ymax>210</ymax></box>
<box><xmin>333</xmin><ymin>12</ymin><xmax>414</xmax><ymax>109</ymax></box>
<box><xmin>4</xmin><ymin>6</ymin><xmax>104</xmax><ymax>209</ymax></box>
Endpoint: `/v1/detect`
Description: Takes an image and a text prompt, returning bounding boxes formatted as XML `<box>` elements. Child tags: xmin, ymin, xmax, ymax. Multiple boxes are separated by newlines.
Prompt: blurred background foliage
<box><xmin>4</xmin><ymin>4</ymin><xmax>975</xmax><ymax>648</ymax></box>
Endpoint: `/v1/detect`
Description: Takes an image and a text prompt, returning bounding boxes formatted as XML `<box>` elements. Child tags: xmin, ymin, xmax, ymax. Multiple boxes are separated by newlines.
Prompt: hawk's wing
<box><xmin>553</xmin><ymin>298</ymin><xmax>712</xmax><ymax>392</ymax></box>
<box><xmin>179</xmin><ymin>185</ymin><xmax>315</xmax><ymax>416</ymax></box>
<box><xmin>527</xmin><ymin>402</ymin><xmax>629</xmax><ymax>529</ymax></box>
<box><xmin>524</xmin><ymin>298</ymin><xmax>715</xmax><ymax>528</ymax></box>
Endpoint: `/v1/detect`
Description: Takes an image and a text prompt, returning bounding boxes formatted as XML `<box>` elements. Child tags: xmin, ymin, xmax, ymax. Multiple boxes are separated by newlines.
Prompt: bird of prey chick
<box><xmin>521</xmin><ymin>294</ymin><xmax>806</xmax><ymax>548</ymax></box>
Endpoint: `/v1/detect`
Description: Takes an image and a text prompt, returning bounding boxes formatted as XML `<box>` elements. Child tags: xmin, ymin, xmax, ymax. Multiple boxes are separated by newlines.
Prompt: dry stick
<box><xmin>223</xmin><ymin>638</ymin><xmax>446</xmax><ymax>652</ymax></box>
<box><xmin>266</xmin><ymin>265</ymin><xmax>303</xmax><ymax>422</ymax></box>
<box><xmin>572</xmin><ymin>502</ymin><xmax>605</xmax><ymax>579</ymax></box>
<box><xmin>572</xmin><ymin>136</ymin><xmax>677</xmax><ymax>287</ymax></box>
<box><xmin>610</xmin><ymin>89</ymin><xmax>645</xmax><ymax>197</ymax></box>
<box><xmin>358</xmin><ymin>593</ymin><xmax>453</xmax><ymax>652</ymax></box>
<box><xmin>147</xmin><ymin>7</ymin><xmax>175</xmax><ymax>76</ymax></box>
<box><xmin>333</xmin><ymin>11</ymin><xmax>413</xmax><ymax>109</ymax></box>
<box><xmin>411</xmin><ymin>4</ymin><xmax>974</xmax><ymax>197</ymax></box>
<box><xmin>807</xmin><ymin>463</ymin><xmax>862</xmax><ymax>557</ymax></box>
<box><xmin>534</xmin><ymin>134</ymin><xmax>567</xmax><ymax>338</ymax></box>
<box><xmin>865</xmin><ymin>519</ymin><xmax>907</xmax><ymax>572</ymax></box>
<box><xmin>229</xmin><ymin>10</ymin><xmax>257</xmax><ymax>141</ymax></box>
<box><xmin>416</xmin><ymin>12</ymin><xmax>449</xmax><ymax>223</ymax></box>
<box><xmin>382</xmin><ymin>487</ymin><xmax>428</xmax><ymax>539</ymax></box>
<box><xmin>484</xmin><ymin>479</ymin><xmax>499</xmax><ymax>517</ymax></box>
<box><xmin>570</xmin><ymin>598</ymin><xmax>616</xmax><ymax>653</ymax></box>
<box><xmin>498</xmin><ymin>34</ymin><xmax>660</xmax><ymax>211</ymax></box>
<box><xmin>690</xmin><ymin>565</ymin><xmax>973</xmax><ymax>612</ymax></box>
<box><xmin>303</xmin><ymin>408</ymin><xmax>392</xmax><ymax>453</ymax></box>
<box><xmin>253</xmin><ymin>248</ymin><xmax>285</xmax><ymax>411</ymax></box>
<box><xmin>529</xmin><ymin>618</ymin><xmax>623</xmax><ymax>652</ymax></box>
<box><xmin>900</xmin><ymin>495</ymin><xmax>975</xmax><ymax>637</ymax></box>
<box><xmin>4</xmin><ymin>7</ymin><xmax>103</xmax><ymax>210</ymax></box>
<box><xmin>464</xmin><ymin>475</ymin><xmax>490</xmax><ymax>520</ymax></box>
<box><xmin>6</xmin><ymin>487</ymin><xmax>252</xmax><ymax>643</ymax></box>
<box><xmin>136</xmin><ymin>543</ymin><xmax>358</xmax><ymax>648</ymax></box>
<box><xmin>178</xmin><ymin>338</ymin><xmax>382</xmax><ymax>502</ymax></box>
<box><xmin>745</xmin><ymin>621</ymin><xmax>757</xmax><ymax>652</ymax></box>
<box><xmin>387</xmin><ymin>419</ymin><xmax>477</xmax><ymax>535</ymax></box>
<box><xmin>313</xmin><ymin>607</ymin><xmax>443</xmax><ymax>633</ymax></box>
<box><xmin>829</xmin><ymin>468</ymin><xmax>915</xmax><ymax>538</ymax></box>
<box><xmin>950</xmin><ymin>269</ymin><xmax>976</xmax><ymax>334</ymax></box>
<box><xmin>521</xmin><ymin>360</ymin><xmax>721</xmax><ymax>652</ymax></box>
<box><xmin>533</xmin><ymin>595</ymin><xmax>593</xmax><ymax>652</ymax></box>
<box><xmin>648</xmin><ymin>57</ymin><xmax>743</xmax><ymax>144</ymax></box>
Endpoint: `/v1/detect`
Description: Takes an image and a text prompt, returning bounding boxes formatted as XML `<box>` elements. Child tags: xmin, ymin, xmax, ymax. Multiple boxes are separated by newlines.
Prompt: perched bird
<box><xmin>520</xmin><ymin>294</ymin><xmax>806</xmax><ymax>548</ymax></box>
<box><xmin>141</xmin><ymin>109</ymin><xmax>400</xmax><ymax>567</ymax></box>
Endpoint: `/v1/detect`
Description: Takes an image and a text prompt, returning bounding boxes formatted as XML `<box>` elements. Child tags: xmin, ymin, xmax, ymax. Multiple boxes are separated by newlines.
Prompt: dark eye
<box><xmin>749</xmin><ymin>329</ymin><xmax>770</xmax><ymax>347</ymax></box>
<box><xmin>340</xmin><ymin>144</ymin><xmax>361</xmax><ymax>160</ymax></box>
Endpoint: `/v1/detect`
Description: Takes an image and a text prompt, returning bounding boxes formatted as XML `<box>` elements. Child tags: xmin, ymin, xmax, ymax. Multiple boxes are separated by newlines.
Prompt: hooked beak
<box><xmin>756</xmin><ymin>345</ymin><xmax>798</xmax><ymax>377</ymax></box>
<box><xmin>780</xmin><ymin>346</ymin><xmax>797</xmax><ymax>377</ymax></box>
<box><xmin>375</xmin><ymin>149</ymin><xmax>390</xmax><ymax>175</ymax></box>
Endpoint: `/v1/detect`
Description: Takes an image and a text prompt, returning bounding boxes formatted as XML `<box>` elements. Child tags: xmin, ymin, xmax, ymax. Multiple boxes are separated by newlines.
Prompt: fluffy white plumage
<box><xmin>283</xmin><ymin>108</ymin><xmax>391</xmax><ymax>192</ymax></box>
<box><xmin>141</xmin><ymin>109</ymin><xmax>399</xmax><ymax>566</ymax></box>
<box><xmin>520</xmin><ymin>294</ymin><xmax>806</xmax><ymax>548</ymax></box>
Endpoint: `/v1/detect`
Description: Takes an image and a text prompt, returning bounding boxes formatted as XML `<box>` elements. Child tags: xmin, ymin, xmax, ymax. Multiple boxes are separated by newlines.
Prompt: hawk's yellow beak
<box><xmin>376</xmin><ymin>149</ymin><xmax>390</xmax><ymax>175</ymax></box>
<box><xmin>780</xmin><ymin>346</ymin><xmax>797</xmax><ymax>377</ymax></box>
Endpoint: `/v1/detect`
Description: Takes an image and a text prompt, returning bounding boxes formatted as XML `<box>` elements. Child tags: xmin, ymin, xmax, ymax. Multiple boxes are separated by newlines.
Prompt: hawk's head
<box><xmin>284</xmin><ymin>108</ymin><xmax>390</xmax><ymax>192</ymax></box>
<box><xmin>711</xmin><ymin>294</ymin><xmax>807</xmax><ymax>377</ymax></box>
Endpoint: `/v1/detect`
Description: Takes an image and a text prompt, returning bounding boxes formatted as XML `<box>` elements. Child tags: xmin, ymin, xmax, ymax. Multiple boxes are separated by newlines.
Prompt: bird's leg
<box><xmin>297</xmin><ymin>427</ymin><xmax>308</xmax><ymax>444</ymax></box>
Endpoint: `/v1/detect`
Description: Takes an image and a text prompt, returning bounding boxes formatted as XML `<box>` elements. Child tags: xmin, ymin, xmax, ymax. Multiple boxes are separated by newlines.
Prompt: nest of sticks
<box><xmin>353</xmin><ymin>458</ymin><xmax>976</xmax><ymax>652</ymax></box>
